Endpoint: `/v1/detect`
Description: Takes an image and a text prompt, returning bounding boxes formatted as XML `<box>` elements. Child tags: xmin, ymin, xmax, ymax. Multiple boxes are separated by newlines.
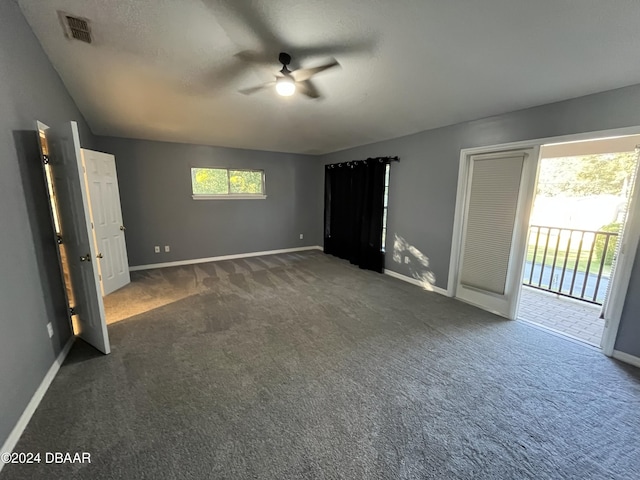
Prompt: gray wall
<box><xmin>615</xmin><ymin>255</ymin><xmax>640</xmax><ymax>355</ymax></box>
<box><xmin>94</xmin><ymin>137</ymin><xmax>323</xmax><ymax>267</ymax></box>
<box><xmin>0</xmin><ymin>1</ymin><xmax>95</xmax><ymax>448</ymax></box>
<box><xmin>320</xmin><ymin>84</ymin><xmax>640</xmax><ymax>357</ymax></box>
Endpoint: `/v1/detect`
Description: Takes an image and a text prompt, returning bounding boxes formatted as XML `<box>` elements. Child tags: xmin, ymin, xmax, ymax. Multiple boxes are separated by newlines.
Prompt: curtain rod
<box><xmin>326</xmin><ymin>156</ymin><xmax>400</xmax><ymax>168</ymax></box>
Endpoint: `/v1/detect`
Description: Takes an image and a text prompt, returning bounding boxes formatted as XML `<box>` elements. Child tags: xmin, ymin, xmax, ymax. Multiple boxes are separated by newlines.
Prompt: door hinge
<box><xmin>56</xmin><ymin>235</ymin><xmax>63</xmax><ymax>245</ymax></box>
<box><xmin>69</xmin><ymin>307</ymin><xmax>76</xmax><ymax>317</ymax></box>
<box><xmin>42</xmin><ymin>155</ymin><xmax>50</xmax><ymax>165</ymax></box>
<box><xmin>99</xmin><ymin>274</ymin><xmax>102</xmax><ymax>281</ymax></box>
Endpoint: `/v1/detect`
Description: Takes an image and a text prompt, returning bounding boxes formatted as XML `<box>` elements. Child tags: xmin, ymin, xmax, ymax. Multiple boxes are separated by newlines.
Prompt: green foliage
<box><xmin>594</xmin><ymin>222</ymin><xmax>621</xmax><ymax>267</ymax></box>
<box><xmin>192</xmin><ymin>168</ymin><xmax>228</xmax><ymax>194</ymax></box>
<box><xmin>191</xmin><ymin>168</ymin><xmax>263</xmax><ymax>195</ymax></box>
<box><xmin>537</xmin><ymin>152</ymin><xmax>637</xmax><ymax>197</ymax></box>
<box><xmin>229</xmin><ymin>170</ymin><xmax>262</xmax><ymax>194</ymax></box>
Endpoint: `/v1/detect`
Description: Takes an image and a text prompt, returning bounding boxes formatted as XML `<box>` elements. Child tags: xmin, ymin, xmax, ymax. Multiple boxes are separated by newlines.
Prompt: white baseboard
<box><xmin>0</xmin><ymin>336</ymin><xmax>74</xmax><ymax>473</ymax></box>
<box><xmin>383</xmin><ymin>269</ymin><xmax>450</xmax><ymax>296</ymax></box>
<box><xmin>129</xmin><ymin>246</ymin><xmax>324</xmax><ymax>272</ymax></box>
<box><xmin>612</xmin><ymin>350</ymin><xmax>640</xmax><ymax>368</ymax></box>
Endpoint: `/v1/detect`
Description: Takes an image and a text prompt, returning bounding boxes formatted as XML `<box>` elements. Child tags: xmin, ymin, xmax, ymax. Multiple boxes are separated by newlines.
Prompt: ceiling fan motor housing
<box><xmin>279</xmin><ymin>52</ymin><xmax>292</xmax><ymax>66</ymax></box>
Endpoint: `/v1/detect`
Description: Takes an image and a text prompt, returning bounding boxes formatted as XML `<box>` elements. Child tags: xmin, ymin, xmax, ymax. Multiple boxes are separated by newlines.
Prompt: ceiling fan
<box><xmin>196</xmin><ymin>1</ymin><xmax>374</xmax><ymax>99</ymax></box>
<box><xmin>239</xmin><ymin>52</ymin><xmax>340</xmax><ymax>99</ymax></box>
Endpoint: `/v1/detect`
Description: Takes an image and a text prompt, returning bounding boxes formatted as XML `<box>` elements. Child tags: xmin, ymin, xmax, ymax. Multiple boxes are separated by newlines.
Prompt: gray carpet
<box><xmin>2</xmin><ymin>251</ymin><xmax>640</xmax><ymax>479</ymax></box>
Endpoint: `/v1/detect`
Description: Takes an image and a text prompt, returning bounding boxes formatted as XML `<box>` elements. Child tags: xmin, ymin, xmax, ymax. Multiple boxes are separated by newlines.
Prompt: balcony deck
<box><xmin>518</xmin><ymin>286</ymin><xmax>604</xmax><ymax>347</ymax></box>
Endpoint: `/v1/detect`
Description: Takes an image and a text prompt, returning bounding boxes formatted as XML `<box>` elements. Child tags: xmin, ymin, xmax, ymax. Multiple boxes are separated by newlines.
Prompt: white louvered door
<box><xmin>455</xmin><ymin>148</ymin><xmax>538</xmax><ymax>319</ymax></box>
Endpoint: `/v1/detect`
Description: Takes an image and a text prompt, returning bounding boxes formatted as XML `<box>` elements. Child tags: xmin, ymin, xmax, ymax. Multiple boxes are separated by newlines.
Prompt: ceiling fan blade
<box><xmin>210</xmin><ymin>1</ymin><xmax>284</xmax><ymax>50</ymax></box>
<box><xmin>292</xmin><ymin>59</ymin><xmax>340</xmax><ymax>82</ymax></box>
<box><xmin>297</xmin><ymin>80</ymin><xmax>321</xmax><ymax>99</ymax></box>
<box><xmin>199</xmin><ymin>60</ymin><xmax>249</xmax><ymax>90</ymax></box>
<box><xmin>292</xmin><ymin>38</ymin><xmax>377</xmax><ymax>59</ymax></box>
<box><xmin>234</xmin><ymin>50</ymin><xmax>275</xmax><ymax>65</ymax></box>
<box><xmin>239</xmin><ymin>82</ymin><xmax>275</xmax><ymax>95</ymax></box>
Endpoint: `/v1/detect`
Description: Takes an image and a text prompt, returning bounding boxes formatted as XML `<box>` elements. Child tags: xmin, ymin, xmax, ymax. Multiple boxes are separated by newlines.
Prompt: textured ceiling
<box><xmin>17</xmin><ymin>0</ymin><xmax>640</xmax><ymax>154</ymax></box>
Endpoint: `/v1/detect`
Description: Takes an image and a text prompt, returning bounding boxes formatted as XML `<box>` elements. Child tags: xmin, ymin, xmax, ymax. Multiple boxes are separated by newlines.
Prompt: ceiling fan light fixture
<box><xmin>239</xmin><ymin>52</ymin><xmax>338</xmax><ymax>99</ymax></box>
<box><xmin>276</xmin><ymin>76</ymin><xmax>296</xmax><ymax>96</ymax></box>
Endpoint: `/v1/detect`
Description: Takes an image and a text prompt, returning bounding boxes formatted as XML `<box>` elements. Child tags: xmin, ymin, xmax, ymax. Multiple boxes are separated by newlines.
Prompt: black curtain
<box><xmin>324</xmin><ymin>158</ymin><xmax>389</xmax><ymax>273</ymax></box>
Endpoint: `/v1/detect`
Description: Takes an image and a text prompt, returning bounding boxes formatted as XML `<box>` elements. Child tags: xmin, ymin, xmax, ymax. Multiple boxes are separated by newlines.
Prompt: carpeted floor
<box><xmin>2</xmin><ymin>251</ymin><xmax>640</xmax><ymax>479</ymax></box>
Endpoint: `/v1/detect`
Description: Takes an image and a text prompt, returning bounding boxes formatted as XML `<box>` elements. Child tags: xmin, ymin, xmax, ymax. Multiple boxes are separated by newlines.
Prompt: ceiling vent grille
<box><xmin>59</xmin><ymin>12</ymin><xmax>92</xmax><ymax>44</ymax></box>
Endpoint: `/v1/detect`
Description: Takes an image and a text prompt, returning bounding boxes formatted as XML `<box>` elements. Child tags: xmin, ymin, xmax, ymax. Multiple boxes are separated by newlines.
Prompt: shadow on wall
<box><xmin>392</xmin><ymin>234</ymin><xmax>436</xmax><ymax>290</ymax></box>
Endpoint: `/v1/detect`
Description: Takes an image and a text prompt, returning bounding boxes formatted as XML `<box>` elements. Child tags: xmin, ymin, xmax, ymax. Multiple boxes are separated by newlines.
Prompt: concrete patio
<box><xmin>518</xmin><ymin>286</ymin><xmax>604</xmax><ymax>346</ymax></box>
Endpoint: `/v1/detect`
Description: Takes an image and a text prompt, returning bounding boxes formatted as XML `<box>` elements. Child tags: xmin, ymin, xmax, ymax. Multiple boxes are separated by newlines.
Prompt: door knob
<box><xmin>96</xmin><ymin>253</ymin><xmax>104</xmax><ymax>259</ymax></box>
<box><xmin>120</xmin><ymin>225</ymin><xmax>126</xmax><ymax>231</ymax></box>
<box><xmin>80</xmin><ymin>253</ymin><xmax>91</xmax><ymax>262</ymax></box>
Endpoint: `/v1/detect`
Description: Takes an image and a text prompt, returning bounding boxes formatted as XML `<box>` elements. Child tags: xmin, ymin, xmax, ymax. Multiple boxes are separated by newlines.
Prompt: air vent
<box><xmin>58</xmin><ymin>12</ymin><xmax>92</xmax><ymax>44</ymax></box>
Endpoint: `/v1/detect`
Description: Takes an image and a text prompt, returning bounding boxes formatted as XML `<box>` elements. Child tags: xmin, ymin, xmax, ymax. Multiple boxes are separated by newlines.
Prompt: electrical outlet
<box><xmin>404</xmin><ymin>256</ymin><xmax>410</xmax><ymax>264</ymax></box>
<box><xmin>164</xmin><ymin>245</ymin><xmax>170</xmax><ymax>253</ymax></box>
<box><xmin>299</xmin><ymin>234</ymin><xmax>304</xmax><ymax>240</ymax></box>
<box><xmin>47</xmin><ymin>322</ymin><xmax>54</xmax><ymax>338</ymax></box>
<box><xmin>154</xmin><ymin>246</ymin><xmax>160</xmax><ymax>253</ymax></box>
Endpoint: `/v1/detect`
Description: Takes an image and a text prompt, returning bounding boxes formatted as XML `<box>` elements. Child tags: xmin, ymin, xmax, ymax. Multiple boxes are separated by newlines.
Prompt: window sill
<box><xmin>192</xmin><ymin>194</ymin><xmax>267</xmax><ymax>200</ymax></box>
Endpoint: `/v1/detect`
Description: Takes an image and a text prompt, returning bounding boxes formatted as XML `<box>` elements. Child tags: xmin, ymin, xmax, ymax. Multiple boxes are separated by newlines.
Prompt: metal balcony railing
<box><xmin>522</xmin><ymin>225</ymin><xmax>619</xmax><ymax>305</ymax></box>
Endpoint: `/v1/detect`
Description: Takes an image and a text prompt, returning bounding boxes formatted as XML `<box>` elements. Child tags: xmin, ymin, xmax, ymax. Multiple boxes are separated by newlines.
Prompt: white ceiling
<box><xmin>18</xmin><ymin>0</ymin><xmax>640</xmax><ymax>155</ymax></box>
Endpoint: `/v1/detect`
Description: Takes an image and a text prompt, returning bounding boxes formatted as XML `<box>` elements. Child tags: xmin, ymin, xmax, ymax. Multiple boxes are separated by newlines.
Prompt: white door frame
<box><xmin>448</xmin><ymin>125</ymin><xmax>640</xmax><ymax>357</ymax></box>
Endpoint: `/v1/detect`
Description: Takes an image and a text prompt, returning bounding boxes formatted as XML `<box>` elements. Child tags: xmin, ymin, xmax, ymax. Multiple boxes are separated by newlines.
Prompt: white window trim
<box><xmin>192</xmin><ymin>194</ymin><xmax>267</xmax><ymax>200</ymax></box>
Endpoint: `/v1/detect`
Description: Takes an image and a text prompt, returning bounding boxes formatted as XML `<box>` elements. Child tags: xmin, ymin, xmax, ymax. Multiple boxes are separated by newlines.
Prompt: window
<box><xmin>191</xmin><ymin>167</ymin><xmax>266</xmax><ymax>199</ymax></box>
<box><xmin>382</xmin><ymin>163</ymin><xmax>390</xmax><ymax>250</ymax></box>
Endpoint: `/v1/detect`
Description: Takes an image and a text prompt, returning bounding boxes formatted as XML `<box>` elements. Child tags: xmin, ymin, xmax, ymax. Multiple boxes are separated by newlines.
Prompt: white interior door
<box><xmin>454</xmin><ymin>148</ymin><xmax>539</xmax><ymax>319</ymax></box>
<box><xmin>45</xmin><ymin>122</ymin><xmax>110</xmax><ymax>354</ymax></box>
<box><xmin>82</xmin><ymin>149</ymin><xmax>130</xmax><ymax>296</ymax></box>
